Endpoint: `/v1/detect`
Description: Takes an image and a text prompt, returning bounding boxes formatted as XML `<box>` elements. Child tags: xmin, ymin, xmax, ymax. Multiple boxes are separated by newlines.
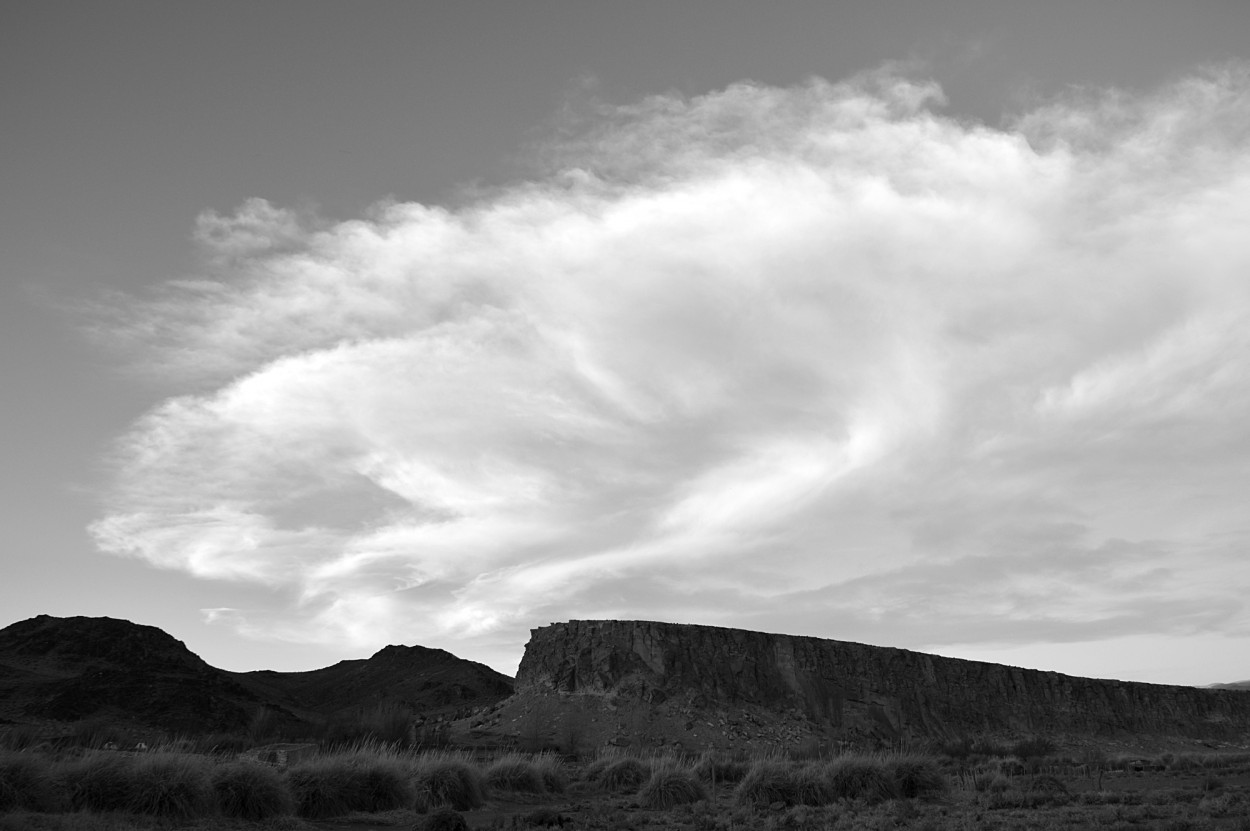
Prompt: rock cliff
<box><xmin>515</xmin><ymin>620</ymin><xmax>1250</xmax><ymax>742</ymax></box>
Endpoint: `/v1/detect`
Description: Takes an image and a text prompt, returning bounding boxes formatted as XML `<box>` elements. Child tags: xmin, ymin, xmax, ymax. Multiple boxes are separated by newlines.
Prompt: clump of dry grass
<box><xmin>888</xmin><ymin>754</ymin><xmax>947</xmax><ymax>799</ymax></box>
<box><xmin>736</xmin><ymin>759</ymin><xmax>803</xmax><ymax>806</ymax></box>
<box><xmin>211</xmin><ymin>759</ymin><xmax>293</xmax><ymax>820</ymax></box>
<box><xmin>486</xmin><ymin>754</ymin><xmax>545</xmax><ymax>793</ymax></box>
<box><xmin>59</xmin><ymin>752</ymin><xmax>138</xmax><ymax>813</ymax></box>
<box><xmin>125</xmin><ymin>753</ymin><xmax>214</xmax><ymax>819</ymax></box>
<box><xmin>0</xmin><ymin>752</ymin><xmax>61</xmax><ymax>813</ymax></box>
<box><xmin>693</xmin><ymin>751</ymin><xmax>751</xmax><ymax>785</ymax></box>
<box><xmin>286</xmin><ymin>751</ymin><xmax>413</xmax><ymax>818</ymax></box>
<box><xmin>599</xmin><ymin>757</ymin><xmax>651</xmax><ymax>794</ymax></box>
<box><xmin>637</xmin><ymin>762</ymin><xmax>707</xmax><ymax>809</ymax></box>
<box><xmin>825</xmin><ymin>756</ymin><xmax>898</xmax><ymax>804</ymax></box>
<box><xmin>412</xmin><ymin>752</ymin><xmax>486</xmax><ymax>811</ymax></box>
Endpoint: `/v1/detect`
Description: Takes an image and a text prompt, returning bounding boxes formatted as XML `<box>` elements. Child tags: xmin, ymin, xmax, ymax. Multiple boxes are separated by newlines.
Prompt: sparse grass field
<box><xmin>1</xmin><ymin>739</ymin><xmax>1249</xmax><ymax>830</ymax></box>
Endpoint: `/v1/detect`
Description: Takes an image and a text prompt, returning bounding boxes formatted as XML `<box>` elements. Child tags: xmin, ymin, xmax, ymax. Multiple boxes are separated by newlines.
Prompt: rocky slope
<box><xmin>514</xmin><ymin>620</ymin><xmax>1250</xmax><ymax>744</ymax></box>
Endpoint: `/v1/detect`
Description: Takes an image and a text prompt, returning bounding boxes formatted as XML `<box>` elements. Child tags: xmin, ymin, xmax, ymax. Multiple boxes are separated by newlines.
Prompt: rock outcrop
<box><xmin>516</xmin><ymin>620</ymin><xmax>1250</xmax><ymax>742</ymax></box>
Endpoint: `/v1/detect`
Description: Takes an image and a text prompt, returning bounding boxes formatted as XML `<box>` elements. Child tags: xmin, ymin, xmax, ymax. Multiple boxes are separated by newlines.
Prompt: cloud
<box><xmin>92</xmin><ymin>66</ymin><xmax>1250</xmax><ymax>677</ymax></box>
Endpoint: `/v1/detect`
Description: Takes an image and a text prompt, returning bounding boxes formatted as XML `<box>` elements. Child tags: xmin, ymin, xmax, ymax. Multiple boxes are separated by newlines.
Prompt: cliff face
<box><xmin>516</xmin><ymin>620</ymin><xmax>1250</xmax><ymax>741</ymax></box>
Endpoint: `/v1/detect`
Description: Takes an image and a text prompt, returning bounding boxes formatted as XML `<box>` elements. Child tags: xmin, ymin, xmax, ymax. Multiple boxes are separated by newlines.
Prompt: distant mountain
<box><xmin>1209</xmin><ymin>681</ymin><xmax>1250</xmax><ymax>690</ymax></box>
<box><xmin>0</xmin><ymin>615</ymin><xmax>512</xmax><ymax>737</ymax></box>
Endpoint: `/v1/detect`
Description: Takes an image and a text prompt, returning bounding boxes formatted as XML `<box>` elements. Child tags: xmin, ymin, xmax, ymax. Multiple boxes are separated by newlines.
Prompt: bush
<box><xmin>889</xmin><ymin>756</ymin><xmax>946</xmax><ymax>799</ymax></box>
<box><xmin>637</xmin><ymin>765</ymin><xmax>707</xmax><ymax>809</ymax></box>
<box><xmin>212</xmin><ymin>760</ymin><xmax>293</xmax><ymax>820</ymax></box>
<box><xmin>826</xmin><ymin>758</ymin><xmax>898</xmax><ymax>804</ymax></box>
<box><xmin>127</xmin><ymin>753</ymin><xmax>214</xmax><ymax>819</ymax></box>
<box><xmin>0</xmin><ymin>753</ymin><xmax>60</xmax><ymax>812</ymax></box>
<box><xmin>413</xmin><ymin>757</ymin><xmax>486</xmax><ymax>811</ymax></box>
<box><xmin>600</xmin><ymin>758</ymin><xmax>650</xmax><ymax>794</ymax></box>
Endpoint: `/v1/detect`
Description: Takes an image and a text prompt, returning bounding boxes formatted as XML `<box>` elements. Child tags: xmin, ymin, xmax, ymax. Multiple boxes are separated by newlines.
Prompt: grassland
<box><xmin>2</xmin><ymin>732</ymin><xmax>1249</xmax><ymax>830</ymax></box>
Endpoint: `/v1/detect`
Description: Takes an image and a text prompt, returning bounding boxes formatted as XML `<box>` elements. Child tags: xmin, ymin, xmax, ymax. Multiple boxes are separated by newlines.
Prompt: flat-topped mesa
<box><xmin>516</xmin><ymin>620</ymin><xmax>1250</xmax><ymax>741</ymax></box>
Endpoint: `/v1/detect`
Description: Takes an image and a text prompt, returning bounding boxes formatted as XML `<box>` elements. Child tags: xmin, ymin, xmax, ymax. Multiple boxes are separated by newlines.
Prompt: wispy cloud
<box><xmin>91</xmin><ymin>66</ymin><xmax>1250</xmax><ymax>677</ymax></box>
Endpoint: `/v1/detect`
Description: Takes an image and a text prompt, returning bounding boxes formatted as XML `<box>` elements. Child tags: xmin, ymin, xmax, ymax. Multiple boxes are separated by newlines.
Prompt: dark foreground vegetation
<box><xmin>2</xmin><ymin>729</ymin><xmax>1250</xmax><ymax>830</ymax></box>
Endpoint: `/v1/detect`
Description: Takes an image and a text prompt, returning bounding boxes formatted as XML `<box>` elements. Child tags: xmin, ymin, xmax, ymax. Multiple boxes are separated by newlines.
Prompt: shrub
<box><xmin>599</xmin><ymin>758</ymin><xmax>650</xmax><ymax>794</ymax></box>
<box><xmin>889</xmin><ymin>756</ymin><xmax>946</xmax><ymax>799</ymax></box>
<box><xmin>212</xmin><ymin>760</ymin><xmax>293</xmax><ymax>820</ymax></box>
<box><xmin>0</xmin><ymin>752</ymin><xmax>60</xmax><ymax>812</ymax></box>
<box><xmin>826</xmin><ymin>758</ymin><xmax>898</xmax><ymax>804</ymax></box>
<box><xmin>637</xmin><ymin>765</ymin><xmax>707</xmax><ymax>809</ymax></box>
<box><xmin>413</xmin><ymin>757</ymin><xmax>486</xmax><ymax>811</ymax></box>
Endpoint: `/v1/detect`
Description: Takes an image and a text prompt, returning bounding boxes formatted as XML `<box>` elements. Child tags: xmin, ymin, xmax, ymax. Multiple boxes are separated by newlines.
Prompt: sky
<box><xmin>4</xmin><ymin>1</ymin><xmax>1250</xmax><ymax>687</ymax></box>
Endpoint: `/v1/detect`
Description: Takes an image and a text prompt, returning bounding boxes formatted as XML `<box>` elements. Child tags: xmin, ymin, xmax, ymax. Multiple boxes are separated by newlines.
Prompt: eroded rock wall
<box><xmin>516</xmin><ymin>620</ymin><xmax>1250</xmax><ymax>741</ymax></box>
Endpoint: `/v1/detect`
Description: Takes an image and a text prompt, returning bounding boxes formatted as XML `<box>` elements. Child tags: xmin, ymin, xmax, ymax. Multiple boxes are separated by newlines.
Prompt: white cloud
<box><xmin>92</xmin><ymin>66</ymin><xmax>1250</xmax><ymax>681</ymax></box>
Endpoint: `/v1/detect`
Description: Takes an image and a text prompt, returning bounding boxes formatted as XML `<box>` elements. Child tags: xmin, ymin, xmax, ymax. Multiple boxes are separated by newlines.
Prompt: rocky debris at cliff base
<box><xmin>452</xmin><ymin>688</ymin><xmax>838</xmax><ymax>754</ymax></box>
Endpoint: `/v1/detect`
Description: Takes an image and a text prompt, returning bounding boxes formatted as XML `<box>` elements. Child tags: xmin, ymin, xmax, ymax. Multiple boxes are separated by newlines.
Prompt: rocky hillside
<box><xmin>0</xmin><ymin>615</ymin><xmax>512</xmax><ymax>737</ymax></box>
<box><xmin>515</xmin><ymin>620</ymin><xmax>1250</xmax><ymax>744</ymax></box>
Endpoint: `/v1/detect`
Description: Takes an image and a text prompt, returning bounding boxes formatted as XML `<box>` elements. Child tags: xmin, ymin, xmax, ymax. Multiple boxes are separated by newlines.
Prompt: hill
<box><xmin>0</xmin><ymin>615</ymin><xmax>512</xmax><ymax>739</ymax></box>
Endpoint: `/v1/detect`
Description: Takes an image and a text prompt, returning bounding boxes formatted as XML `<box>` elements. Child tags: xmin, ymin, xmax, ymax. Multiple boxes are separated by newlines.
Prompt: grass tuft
<box><xmin>825</xmin><ymin>757</ymin><xmax>898</xmax><ymax>804</ymax></box>
<box><xmin>889</xmin><ymin>755</ymin><xmax>947</xmax><ymax>799</ymax></box>
<box><xmin>413</xmin><ymin>756</ymin><xmax>486</xmax><ymax>811</ymax></box>
<box><xmin>693</xmin><ymin>752</ymin><xmax>751</xmax><ymax>785</ymax></box>
<box><xmin>736</xmin><ymin>760</ymin><xmax>801</xmax><ymax>806</ymax></box>
<box><xmin>126</xmin><ymin>753</ymin><xmax>213</xmax><ymax>818</ymax></box>
<box><xmin>0</xmin><ymin>752</ymin><xmax>61</xmax><ymax>813</ymax></box>
<box><xmin>60</xmin><ymin>753</ymin><xmax>137</xmax><ymax>813</ymax></box>
<box><xmin>212</xmin><ymin>759</ymin><xmax>293</xmax><ymax>820</ymax></box>
<box><xmin>637</xmin><ymin>763</ymin><xmax>707</xmax><ymax>809</ymax></box>
<box><xmin>287</xmin><ymin>752</ymin><xmax>414</xmax><ymax>818</ymax></box>
<box><xmin>486</xmin><ymin>756</ymin><xmax>545</xmax><ymax>793</ymax></box>
<box><xmin>599</xmin><ymin>757</ymin><xmax>651</xmax><ymax>794</ymax></box>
